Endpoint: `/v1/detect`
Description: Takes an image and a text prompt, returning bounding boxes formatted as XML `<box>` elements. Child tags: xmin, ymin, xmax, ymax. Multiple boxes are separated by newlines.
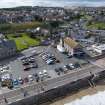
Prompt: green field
<box><xmin>7</xmin><ymin>33</ymin><xmax>40</xmax><ymax>51</ymax></box>
<box><xmin>87</xmin><ymin>22</ymin><xmax>105</xmax><ymax>30</ymax></box>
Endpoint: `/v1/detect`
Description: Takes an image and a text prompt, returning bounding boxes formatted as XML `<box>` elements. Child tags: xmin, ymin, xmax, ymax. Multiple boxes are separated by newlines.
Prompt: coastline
<box><xmin>41</xmin><ymin>79</ymin><xmax>105</xmax><ymax>105</ymax></box>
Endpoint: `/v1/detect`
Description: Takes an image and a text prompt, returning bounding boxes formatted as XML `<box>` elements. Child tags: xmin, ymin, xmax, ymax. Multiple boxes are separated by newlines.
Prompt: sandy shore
<box><xmin>41</xmin><ymin>79</ymin><xmax>105</xmax><ymax>105</ymax></box>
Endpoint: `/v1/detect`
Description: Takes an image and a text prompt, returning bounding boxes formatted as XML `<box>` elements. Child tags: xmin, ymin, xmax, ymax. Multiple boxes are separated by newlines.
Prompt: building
<box><xmin>57</xmin><ymin>37</ymin><xmax>82</xmax><ymax>56</ymax></box>
<box><xmin>92</xmin><ymin>44</ymin><xmax>105</xmax><ymax>54</ymax></box>
<box><xmin>0</xmin><ymin>38</ymin><xmax>17</xmax><ymax>59</ymax></box>
<box><xmin>64</xmin><ymin>37</ymin><xmax>81</xmax><ymax>55</ymax></box>
<box><xmin>83</xmin><ymin>44</ymin><xmax>105</xmax><ymax>58</ymax></box>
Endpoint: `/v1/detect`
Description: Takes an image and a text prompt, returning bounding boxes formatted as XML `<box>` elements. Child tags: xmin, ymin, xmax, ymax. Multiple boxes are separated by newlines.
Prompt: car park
<box><xmin>21</xmin><ymin>55</ymin><xmax>38</xmax><ymax>70</ymax></box>
<box><xmin>41</xmin><ymin>52</ymin><xmax>57</xmax><ymax>65</ymax></box>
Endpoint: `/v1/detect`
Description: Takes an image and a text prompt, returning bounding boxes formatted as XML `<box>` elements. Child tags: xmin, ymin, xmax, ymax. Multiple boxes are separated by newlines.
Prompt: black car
<box><xmin>58</xmin><ymin>67</ymin><xmax>64</xmax><ymax>72</ymax></box>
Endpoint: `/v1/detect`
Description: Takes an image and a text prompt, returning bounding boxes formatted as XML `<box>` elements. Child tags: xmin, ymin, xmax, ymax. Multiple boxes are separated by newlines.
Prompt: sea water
<box><xmin>65</xmin><ymin>91</ymin><xmax>105</xmax><ymax>105</ymax></box>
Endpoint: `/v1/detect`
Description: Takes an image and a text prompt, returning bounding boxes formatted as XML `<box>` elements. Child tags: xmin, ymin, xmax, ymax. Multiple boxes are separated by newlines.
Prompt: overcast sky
<box><xmin>1</xmin><ymin>0</ymin><xmax>105</xmax><ymax>8</ymax></box>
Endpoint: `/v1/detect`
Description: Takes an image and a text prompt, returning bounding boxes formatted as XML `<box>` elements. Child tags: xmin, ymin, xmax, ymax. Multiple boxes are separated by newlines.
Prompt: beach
<box><xmin>41</xmin><ymin>79</ymin><xmax>105</xmax><ymax>105</ymax></box>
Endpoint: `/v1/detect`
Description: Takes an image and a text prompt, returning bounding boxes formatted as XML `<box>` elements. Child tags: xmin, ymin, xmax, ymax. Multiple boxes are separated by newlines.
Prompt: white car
<box><xmin>28</xmin><ymin>75</ymin><xmax>34</xmax><ymax>82</ymax></box>
<box><xmin>46</xmin><ymin>59</ymin><xmax>54</xmax><ymax>65</ymax></box>
<box><xmin>1</xmin><ymin>73</ymin><xmax>12</xmax><ymax>81</ymax></box>
<box><xmin>0</xmin><ymin>67</ymin><xmax>8</xmax><ymax>74</ymax></box>
<box><xmin>2</xmin><ymin>65</ymin><xmax>9</xmax><ymax>70</ymax></box>
<box><xmin>39</xmin><ymin>72</ymin><xmax>43</xmax><ymax>78</ymax></box>
<box><xmin>43</xmin><ymin>70</ymin><xmax>48</xmax><ymax>77</ymax></box>
<box><xmin>69</xmin><ymin>63</ymin><xmax>75</xmax><ymax>69</ymax></box>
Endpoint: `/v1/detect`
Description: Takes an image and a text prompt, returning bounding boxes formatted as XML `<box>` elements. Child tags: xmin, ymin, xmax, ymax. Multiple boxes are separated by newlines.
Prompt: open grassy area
<box><xmin>7</xmin><ymin>33</ymin><xmax>40</xmax><ymax>51</ymax></box>
<box><xmin>87</xmin><ymin>22</ymin><xmax>105</xmax><ymax>30</ymax></box>
<box><xmin>81</xmin><ymin>15</ymin><xmax>92</xmax><ymax>20</ymax></box>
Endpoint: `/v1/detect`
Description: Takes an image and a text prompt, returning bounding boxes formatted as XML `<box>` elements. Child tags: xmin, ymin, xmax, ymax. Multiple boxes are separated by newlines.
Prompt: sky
<box><xmin>1</xmin><ymin>0</ymin><xmax>105</xmax><ymax>8</ymax></box>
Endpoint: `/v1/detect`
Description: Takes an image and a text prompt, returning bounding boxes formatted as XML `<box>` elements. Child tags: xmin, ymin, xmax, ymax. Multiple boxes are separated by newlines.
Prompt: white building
<box><xmin>57</xmin><ymin>37</ymin><xmax>81</xmax><ymax>55</ymax></box>
<box><xmin>92</xmin><ymin>44</ymin><xmax>105</xmax><ymax>54</ymax></box>
<box><xmin>57</xmin><ymin>38</ymin><xmax>65</xmax><ymax>53</ymax></box>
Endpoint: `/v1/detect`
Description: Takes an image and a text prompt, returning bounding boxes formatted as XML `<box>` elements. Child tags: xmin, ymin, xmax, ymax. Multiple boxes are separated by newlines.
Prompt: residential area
<box><xmin>0</xmin><ymin>6</ymin><xmax>105</xmax><ymax>105</ymax></box>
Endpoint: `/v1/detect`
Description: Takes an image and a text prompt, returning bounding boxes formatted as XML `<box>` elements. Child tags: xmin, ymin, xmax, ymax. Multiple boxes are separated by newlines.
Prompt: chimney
<box><xmin>60</xmin><ymin>37</ymin><xmax>64</xmax><ymax>47</ymax></box>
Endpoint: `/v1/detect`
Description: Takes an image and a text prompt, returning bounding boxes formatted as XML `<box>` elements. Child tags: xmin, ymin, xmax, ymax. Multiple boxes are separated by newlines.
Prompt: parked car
<box><xmin>39</xmin><ymin>72</ymin><xmax>43</xmax><ymax>78</ymax></box>
<box><xmin>28</xmin><ymin>75</ymin><xmax>34</xmax><ymax>82</ymax></box>
<box><xmin>0</xmin><ymin>67</ymin><xmax>9</xmax><ymax>73</ymax></box>
<box><xmin>24</xmin><ymin>77</ymin><xmax>29</xmax><ymax>83</ymax></box>
<box><xmin>55</xmin><ymin>68</ymin><xmax>61</xmax><ymax>75</ymax></box>
<box><xmin>22</xmin><ymin>60</ymin><xmax>29</xmax><ymax>65</ymax></box>
<box><xmin>64</xmin><ymin>65</ymin><xmax>69</xmax><ymax>71</ymax></box>
<box><xmin>23</xmin><ymin>65</ymin><xmax>31</xmax><ymax>71</ymax></box>
<box><xmin>43</xmin><ymin>70</ymin><xmax>50</xmax><ymax>78</ymax></box>
<box><xmin>18</xmin><ymin>77</ymin><xmax>24</xmax><ymax>84</ymax></box>
<box><xmin>33</xmin><ymin>73</ymin><xmax>40</xmax><ymax>82</ymax></box>
<box><xmin>28</xmin><ymin>57</ymin><xmax>35</xmax><ymax>63</ymax></box>
<box><xmin>41</xmin><ymin>52</ymin><xmax>56</xmax><ymax>65</ymax></box>
<box><xmin>58</xmin><ymin>67</ymin><xmax>64</xmax><ymax>72</ymax></box>
<box><xmin>69</xmin><ymin>63</ymin><xmax>75</xmax><ymax>69</ymax></box>
<box><xmin>13</xmin><ymin>79</ymin><xmax>19</xmax><ymax>87</ymax></box>
<box><xmin>30</xmin><ymin>63</ymin><xmax>38</xmax><ymax>68</ymax></box>
<box><xmin>67</xmin><ymin>54</ymin><xmax>73</xmax><ymax>58</ymax></box>
<box><xmin>2</xmin><ymin>65</ymin><xmax>9</xmax><ymax>70</ymax></box>
<box><xmin>46</xmin><ymin>59</ymin><xmax>53</xmax><ymax>65</ymax></box>
<box><xmin>74</xmin><ymin>62</ymin><xmax>81</xmax><ymax>68</ymax></box>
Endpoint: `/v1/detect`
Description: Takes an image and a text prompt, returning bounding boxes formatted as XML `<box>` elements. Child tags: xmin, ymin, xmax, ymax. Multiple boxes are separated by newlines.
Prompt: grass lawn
<box><xmin>81</xmin><ymin>15</ymin><xmax>92</xmax><ymax>20</ymax></box>
<box><xmin>7</xmin><ymin>33</ymin><xmax>40</xmax><ymax>51</ymax></box>
<box><xmin>87</xmin><ymin>22</ymin><xmax>105</xmax><ymax>30</ymax></box>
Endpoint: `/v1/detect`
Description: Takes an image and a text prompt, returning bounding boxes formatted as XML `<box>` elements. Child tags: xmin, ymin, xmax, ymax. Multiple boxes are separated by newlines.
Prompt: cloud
<box><xmin>0</xmin><ymin>0</ymin><xmax>105</xmax><ymax>8</ymax></box>
<box><xmin>0</xmin><ymin>0</ymin><xmax>33</xmax><ymax>8</ymax></box>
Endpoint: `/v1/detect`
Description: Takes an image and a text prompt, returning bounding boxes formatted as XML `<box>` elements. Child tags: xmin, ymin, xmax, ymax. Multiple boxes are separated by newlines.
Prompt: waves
<box><xmin>65</xmin><ymin>91</ymin><xmax>105</xmax><ymax>105</ymax></box>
